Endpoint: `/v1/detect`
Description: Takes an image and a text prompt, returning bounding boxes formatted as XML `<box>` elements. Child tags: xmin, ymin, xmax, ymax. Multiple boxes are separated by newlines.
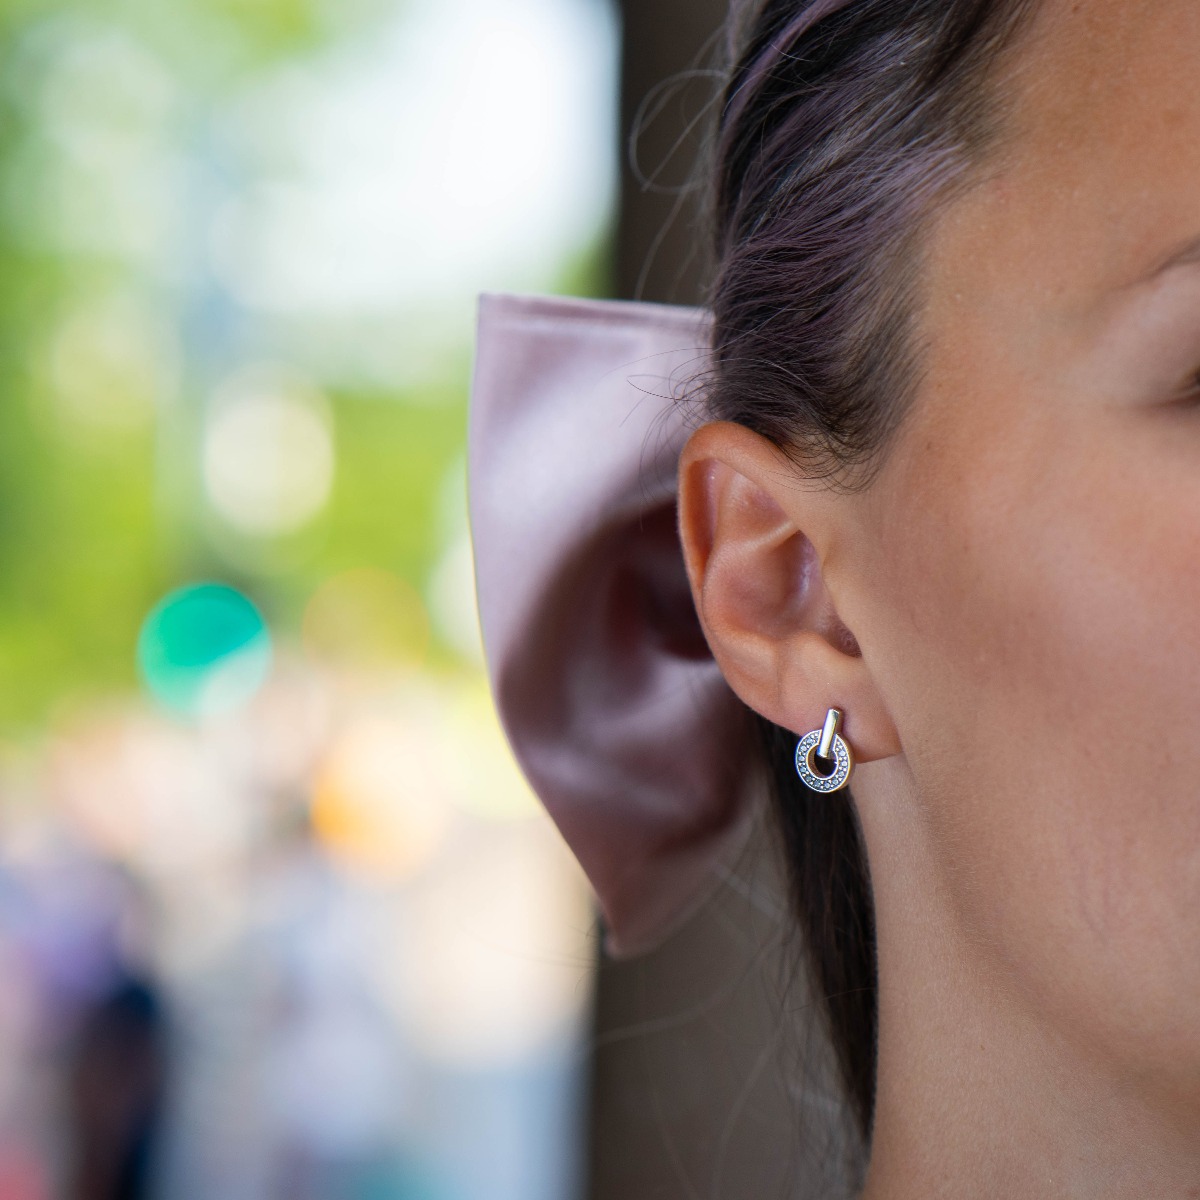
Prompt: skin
<box><xmin>678</xmin><ymin>1</ymin><xmax>1200</xmax><ymax>1196</ymax></box>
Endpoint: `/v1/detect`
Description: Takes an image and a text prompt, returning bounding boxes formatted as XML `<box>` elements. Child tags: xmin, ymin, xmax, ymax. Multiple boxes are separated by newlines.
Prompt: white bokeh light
<box><xmin>203</xmin><ymin>365</ymin><xmax>335</xmax><ymax>537</ymax></box>
<box><xmin>208</xmin><ymin>0</ymin><xmax>617</xmax><ymax>321</ymax></box>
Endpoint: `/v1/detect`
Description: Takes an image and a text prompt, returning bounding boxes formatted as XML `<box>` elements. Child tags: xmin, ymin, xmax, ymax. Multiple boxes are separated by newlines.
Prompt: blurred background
<box><xmin>0</xmin><ymin>0</ymin><xmax>844</xmax><ymax>1197</ymax></box>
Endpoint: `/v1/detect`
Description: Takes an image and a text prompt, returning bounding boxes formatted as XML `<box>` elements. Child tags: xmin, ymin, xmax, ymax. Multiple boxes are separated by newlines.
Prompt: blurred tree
<box><xmin>0</xmin><ymin>0</ymin><xmax>524</xmax><ymax>728</ymax></box>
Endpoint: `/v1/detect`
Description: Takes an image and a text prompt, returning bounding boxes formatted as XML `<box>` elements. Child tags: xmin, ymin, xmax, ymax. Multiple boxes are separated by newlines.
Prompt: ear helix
<box><xmin>795</xmin><ymin>707</ymin><xmax>855</xmax><ymax>793</ymax></box>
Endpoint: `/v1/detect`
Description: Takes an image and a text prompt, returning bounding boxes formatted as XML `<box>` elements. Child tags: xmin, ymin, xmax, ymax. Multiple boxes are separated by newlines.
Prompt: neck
<box><xmin>853</xmin><ymin>763</ymin><xmax>1200</xmax><ymax>1200</ymax></box>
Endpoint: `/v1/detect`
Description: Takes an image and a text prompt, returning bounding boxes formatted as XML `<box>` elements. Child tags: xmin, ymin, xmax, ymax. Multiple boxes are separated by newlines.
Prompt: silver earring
<box><xmin>795</xmin><ymin>707</ymin><xmax>855</xmax><ymax>793</ymax></box>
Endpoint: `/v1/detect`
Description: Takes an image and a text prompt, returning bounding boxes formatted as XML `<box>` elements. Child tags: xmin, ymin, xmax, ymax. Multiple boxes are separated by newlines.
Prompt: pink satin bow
<box><xmin>467</xmin><ymin>292</ymin><xmax>763</xmax><ymax>958</ymax></box>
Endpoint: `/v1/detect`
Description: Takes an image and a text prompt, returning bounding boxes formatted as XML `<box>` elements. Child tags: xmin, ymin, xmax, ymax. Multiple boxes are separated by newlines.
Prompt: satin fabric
<box><xmin>467</xmin><ymin>292</ymin><xmax>763</xmax><ymax>958</ymax></box>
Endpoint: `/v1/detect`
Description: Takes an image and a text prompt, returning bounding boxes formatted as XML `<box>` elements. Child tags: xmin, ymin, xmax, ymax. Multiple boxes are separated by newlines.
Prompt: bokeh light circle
<box><xmin>311</xmin><ymin>713</ymin><xmax>451</xmax><ymax>881</ymax></box>
<box><xmin>302</xmin><ymin>567</ymin><xmax>429</xmax><ymax>669</ymax></box>
<box><xmin>202</xmin><ymin>366</ymin><xmax>334</xmax><ymax>537</ymax></box>
<box><xmin>137</xmin><ymin>583</ymin><xmax>272</xmax><ymax>717</ymax></box>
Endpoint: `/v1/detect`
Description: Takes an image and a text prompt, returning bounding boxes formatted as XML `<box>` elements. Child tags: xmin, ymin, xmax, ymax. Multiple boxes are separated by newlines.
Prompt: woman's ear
<box><xmin>677</xmin><ymin>420</ymin><xmax>900</xmax><ymax>762</ymax></box>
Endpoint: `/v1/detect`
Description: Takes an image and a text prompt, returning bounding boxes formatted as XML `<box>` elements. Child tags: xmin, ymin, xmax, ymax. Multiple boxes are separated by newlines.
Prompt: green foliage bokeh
<box><xmin>0</xmin><ymin>0</ymin><xmax>610</xmax><ymax>732</ymax></box>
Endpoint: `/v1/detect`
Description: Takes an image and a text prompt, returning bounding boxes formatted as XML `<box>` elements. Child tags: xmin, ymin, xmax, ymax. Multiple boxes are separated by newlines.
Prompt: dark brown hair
<box><xmin>702</xmin><ymin>0</ymin><xmax>1040</xmax><ymax>1139</ymax></box>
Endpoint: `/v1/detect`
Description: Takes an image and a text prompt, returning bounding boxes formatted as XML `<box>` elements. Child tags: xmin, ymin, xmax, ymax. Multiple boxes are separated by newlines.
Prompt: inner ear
<box><xmin>772</xmin><ymin>528</ymin><xmax>861</xmax><ymax>656</ymax></box>
<box><xmin>781</xmin><ymin>526</ymin><xmax>825</xmax><ymax>629</ymax></box>
<box><xmin>754</xmin><ymin>524</ymin><xmax>820</xmax><ymax>635</ymax></box>
<box><xmin>835</xmin><ymin>620</ymin><xmax>861</xmax><ymax>657</ymax></box>
<box><xmin>721</xmin><ymin>489</ymin><xmax>853</xmax><ymax>652</ymax></box>
<box><xmin>748</xmin><ymin>491</ymin><xmax>860</xmax><ymax>658</ymax></box>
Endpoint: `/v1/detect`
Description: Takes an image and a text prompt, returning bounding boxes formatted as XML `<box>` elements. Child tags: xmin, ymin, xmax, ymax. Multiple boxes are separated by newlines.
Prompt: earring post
<box><xmin>817</xmin><ymin>708</ymin><xmax>841</xmax><ymax>761</ymax></box>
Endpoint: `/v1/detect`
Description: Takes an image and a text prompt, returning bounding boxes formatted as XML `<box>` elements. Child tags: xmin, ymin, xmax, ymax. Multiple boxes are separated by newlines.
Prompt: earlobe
<box><xmin>677</xmin><ymin>420</ymin><xmax>900</xmax><ymax>764</ymax></box>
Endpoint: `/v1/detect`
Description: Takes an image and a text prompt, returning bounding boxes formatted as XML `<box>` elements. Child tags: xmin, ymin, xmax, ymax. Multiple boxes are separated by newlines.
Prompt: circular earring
<box><xmin>795</xmin><ymin>707</ymin><xmax>855</xmax><ymax>793</ymax></box>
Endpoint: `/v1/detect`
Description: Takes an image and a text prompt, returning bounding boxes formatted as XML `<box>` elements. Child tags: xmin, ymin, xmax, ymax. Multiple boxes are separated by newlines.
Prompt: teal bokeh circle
<box><xmin>137</xmin><ymin>583</ymin><xmax>272</xmax><ymax>717</ymax></box>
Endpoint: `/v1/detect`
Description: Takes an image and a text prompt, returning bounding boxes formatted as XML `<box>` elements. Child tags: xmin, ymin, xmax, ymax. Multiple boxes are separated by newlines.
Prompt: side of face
<box><xmin>681</xmin><ymin>0</ymin><xmax>1200</xmax><ymax>1114</ymax></box>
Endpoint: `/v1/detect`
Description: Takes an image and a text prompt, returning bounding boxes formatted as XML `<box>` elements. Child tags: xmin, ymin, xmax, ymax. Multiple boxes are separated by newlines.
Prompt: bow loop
<box><xmin>468</xmin><ymin>292</ymin><xmax>761</xmax><ymax>957</ymax></box>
